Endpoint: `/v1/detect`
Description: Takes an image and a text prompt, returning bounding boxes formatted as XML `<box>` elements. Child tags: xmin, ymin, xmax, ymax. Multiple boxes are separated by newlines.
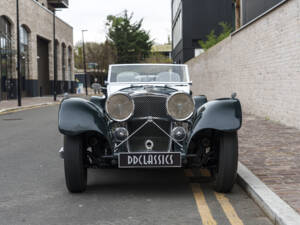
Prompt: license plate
<box><xmin>119</xmin><ymin>152</ymin><xmax>181</xmax><ymax>168</ymax></box>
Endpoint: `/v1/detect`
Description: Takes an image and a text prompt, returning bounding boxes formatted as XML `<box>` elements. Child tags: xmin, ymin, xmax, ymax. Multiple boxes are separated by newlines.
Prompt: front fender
<box><xmin>58</xmin><ymin>98</ymin><xmax>108</xmax><ymax>137</ymax></box>
<box><xmin>190</xmin><ymin>99</ymin><xmax>242</xmax><ymax>140</ymax></box>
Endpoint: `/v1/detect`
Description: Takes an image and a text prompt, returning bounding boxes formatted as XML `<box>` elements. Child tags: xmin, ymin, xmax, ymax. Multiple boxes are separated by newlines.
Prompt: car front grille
<box><xmin>133</xmin><ymin>95</ymin><xmax>168</xmax><ymax>118</ymax></box>
<box><xmin>128</xmin><ymin>95</ymin><xmax>171</xmax><ymax>152</ymax></box>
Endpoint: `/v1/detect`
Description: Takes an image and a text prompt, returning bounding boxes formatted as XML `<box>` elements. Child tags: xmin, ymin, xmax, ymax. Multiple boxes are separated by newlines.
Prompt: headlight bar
<box><xmin>114</xmin><ymin>117</ymin><xmax>184</xmax><ymax>152</ymax></box>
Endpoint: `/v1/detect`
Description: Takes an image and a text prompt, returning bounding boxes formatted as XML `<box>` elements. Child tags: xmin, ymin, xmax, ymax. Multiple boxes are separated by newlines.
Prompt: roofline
<box><xmin>30</xmin><ymin>0</ymin><xmax>73</xmax><ymax>29</ymax></box>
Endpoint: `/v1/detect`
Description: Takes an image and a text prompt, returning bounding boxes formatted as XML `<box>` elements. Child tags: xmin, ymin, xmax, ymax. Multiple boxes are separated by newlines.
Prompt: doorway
<box><xmin>37</xmin><ymin>36</ymin><xmax>50</xmax><ymax>96</ymax></box>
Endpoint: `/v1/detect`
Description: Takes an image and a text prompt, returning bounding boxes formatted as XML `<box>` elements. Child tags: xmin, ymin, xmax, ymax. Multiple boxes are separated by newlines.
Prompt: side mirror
<box><xmin>104</xmin><ymin>80</ymin><xmax>109</xmax><ymax>86</ymax></box>
<box><xmin>188</xmin><ymin>81</ymin><xmax>193</xmax><ymax>85</ymax></box>
<box><xmin>231</xmin><ymin>92</ymin><xmax>237</xmax><ymax>99</ymax></box>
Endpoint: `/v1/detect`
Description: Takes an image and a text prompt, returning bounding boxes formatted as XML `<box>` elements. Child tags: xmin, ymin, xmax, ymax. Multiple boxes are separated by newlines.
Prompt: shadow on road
<box><xmin>85</xmin><ymin>168</ymin><xmax>199</xmax><ymax>195</ymax></box>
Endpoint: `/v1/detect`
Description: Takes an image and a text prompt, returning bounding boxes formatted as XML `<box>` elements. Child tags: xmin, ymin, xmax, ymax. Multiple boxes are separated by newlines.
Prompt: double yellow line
<box><xmin>186</xmin><ymin>169</ymin><xmax>244</xmax><ymax>225</ymax></box>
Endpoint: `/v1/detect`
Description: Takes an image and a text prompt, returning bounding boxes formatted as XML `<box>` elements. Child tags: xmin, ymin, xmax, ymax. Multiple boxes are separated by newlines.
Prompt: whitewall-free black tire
<box><xmin>64</xmin><ymin>135</ymin><xmax>87</xmax><ymax>193</ymax></box>
<box><xmin>214</xmin><ymin>132</ymin><xmax>238</xmax><ymax>193</ymax></box>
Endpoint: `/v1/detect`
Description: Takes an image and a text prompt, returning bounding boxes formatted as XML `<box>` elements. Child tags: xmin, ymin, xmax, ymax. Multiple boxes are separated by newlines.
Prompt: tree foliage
<box><xmin>199</xmin><ymin>22</ymin><xmax>232</xmax><ymax>51</ymax></box>
<box><xmin>74</xmin><ymin>40</ymin><xmax>117</xmax><ymax>73</ymax></box>
<box><xmin>74</xmin><ymin>44</ymin><xmax>83</xmax><ymax>69</ymax></box>
<box><xmin>106</xmin><ymin>11</ymin><xmax>153</xmax><ymax>63</ymax></box>
<box><xmin>99</xmin><ymin>41</ymin><xmax>118</xmax><ymax>72</ymax></box>
<box><xmin>142</xmin><ymin>53</ymin><xmax>172</xmax><ymax>64</ymax></box>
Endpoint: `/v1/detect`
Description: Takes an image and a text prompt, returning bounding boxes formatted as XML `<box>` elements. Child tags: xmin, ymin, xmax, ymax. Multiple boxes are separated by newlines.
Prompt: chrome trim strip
<box><xmin>114</xmin><ymin>117</ymin><xmax>183</xmax><ymax>152</ymax></box>
<box><xmin>114</xmin><ymin>119</ymin><xmax>150</xmax><ymax>151</ymax></box>
<box><xmin>130</xmin><ymin>117</ymin><xmax>170</xmax><ymax>122</ymax></box>
<box><xmin>151</xmin><ymin>118</ymin><xmax>183</xmax><ymax>148</ymax></box>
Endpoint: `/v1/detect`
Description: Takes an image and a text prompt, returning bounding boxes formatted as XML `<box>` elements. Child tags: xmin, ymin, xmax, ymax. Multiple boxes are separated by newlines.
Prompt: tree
<box><xmin>106</xmin><ymin>11</ymin><xmax>153</xmax><ymax>63</ymax></box>
<box><xmin>143</xmin><ymin>53</ymin><xmax>172</xmax><ymax>64</ymax></box>
<box><xmin>74</xmin><ymin>43</ymin><xmax>83</xmax><ymax>69</ymax></box>
<box><xmin>199</xmin><ymin>22</ymin><xmax>232</xmax><ymax>51</ymax></box>
<box><xmin>85</xmin><ymin>42</ymin><xmax>102</xmax><ymax>66</ymax></box>
<box><xmin>74</xmin><ymin>40</ymin><xmax>117</xmax><ymax>73</ymax></box>
<box><xmin>98</xmin><ymin>40</ymin><xmax>117</xmax><ymax>73</ymax></box>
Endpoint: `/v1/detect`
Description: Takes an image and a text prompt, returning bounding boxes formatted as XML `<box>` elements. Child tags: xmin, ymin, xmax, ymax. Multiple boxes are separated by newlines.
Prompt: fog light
<box><xmin>172</xmin><ymin>127</ymin><xmax>186</xmax><ymax>141</ymax></box>
<box><xmin>114</xmin><ymin>127</ymin><xmax>128</xmax><ymax>141</ymax></box>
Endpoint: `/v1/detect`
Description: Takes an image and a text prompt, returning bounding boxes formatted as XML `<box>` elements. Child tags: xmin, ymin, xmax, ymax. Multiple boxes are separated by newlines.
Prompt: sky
<box><xmin>56</xmin><ymin>0</ymin><xmax>172</xmax><ymax>45</ymax></box>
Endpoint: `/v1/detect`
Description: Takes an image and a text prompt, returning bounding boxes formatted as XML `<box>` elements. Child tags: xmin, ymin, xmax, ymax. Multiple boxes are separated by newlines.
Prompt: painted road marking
<box><xmin>215</xmin><ymin>193</ymin><xmax>244</xmax><ymax>225</ymax></box>
<box><xmin>187</xmin><ymin>169</ymin><xmax>244</xmax><ymax>225</ymax></box>
<box><xmin>200</xmin><ymin>169</ymin><xmax>211</xmax><ymax>177</ymax></box>
<box><xmin>191</xmin><ymin>183</ymin><xmax>217</xmax><ymax>225</ymax></box>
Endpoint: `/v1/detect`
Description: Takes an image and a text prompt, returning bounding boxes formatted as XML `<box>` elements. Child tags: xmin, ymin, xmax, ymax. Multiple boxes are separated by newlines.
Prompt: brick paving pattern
<box><xmin>239</xmin><ymin>114</ymin><xmax>300</xmax><ymax>214</ymax></box>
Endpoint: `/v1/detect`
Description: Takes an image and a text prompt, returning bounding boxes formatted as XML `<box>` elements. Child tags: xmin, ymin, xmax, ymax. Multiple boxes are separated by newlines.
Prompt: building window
<box><xmin>20</xmin><ymin>26</ymin><xmax>30</xmax><ymax>91</ymax></box>
<box><xmin>0</xmin><ymin>16</ymin><xmax>12</xmax><ymax>99</ymax></box>
<box><xmin>172</xmin><ymin>12</ymin><xmax>182</xmax><ymax>49</ymax></box>
<box><xmin>61</xmin><ymin>44</ymin><xmax>66</xmax><ymax>91</ymax></box>
<box><xmin>67</xmin><ymin>47</ymin><xmax>72</xmax><ymax>90</ymax></box>
<box><xmin>172</xmin><ymin>0</ymin><xmax>181</xmax><ymax>20</ymax></box>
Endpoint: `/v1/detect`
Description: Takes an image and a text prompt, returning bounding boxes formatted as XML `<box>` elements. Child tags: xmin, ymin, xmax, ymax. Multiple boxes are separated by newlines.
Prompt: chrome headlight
<box><xmin>105</xmin><ymin>93</ymin><xmax>134</xmax><ymax>122</ymax></box>
<box><xmin>167</xmin><ymin>92</ymin><xmax>195</xmax><ymax>121</ymax></box>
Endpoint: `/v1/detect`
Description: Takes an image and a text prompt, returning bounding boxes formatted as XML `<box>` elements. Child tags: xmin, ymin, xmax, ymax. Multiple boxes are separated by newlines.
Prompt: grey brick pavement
<box><xmin>239</xmin><ymin>114</ymin><xmax>300</xmax><ymax>214</ymax></box>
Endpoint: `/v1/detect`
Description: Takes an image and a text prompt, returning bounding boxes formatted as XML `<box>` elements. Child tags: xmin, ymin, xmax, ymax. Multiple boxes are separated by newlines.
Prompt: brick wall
<box><xmin>187</xmin><ymin>0</ymin><xmax>300</xmax><ymax>129</ymax></box>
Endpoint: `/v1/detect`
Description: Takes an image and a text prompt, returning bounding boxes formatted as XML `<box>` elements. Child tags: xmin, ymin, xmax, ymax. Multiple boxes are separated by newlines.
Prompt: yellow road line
<box><xmin>191</xmin><ymin>183</ymin><xmax>217</xmax><ymax>225</ymax></box>
<box><xmin>215</xmin><ymin>193</ymin><xmax>244</xmax><ymax>225</ymax></box>
<box><xmin>199</xmin><ymin>169</ymin><xmax>211</xmax><ymax>177</ymax></box>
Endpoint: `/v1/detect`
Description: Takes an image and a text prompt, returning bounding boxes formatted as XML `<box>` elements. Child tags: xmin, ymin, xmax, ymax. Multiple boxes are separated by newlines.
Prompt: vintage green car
<box><xmin>58</xmin><ymin>64</ymin><xmax>242</xmax><ymax>193</ymax></box>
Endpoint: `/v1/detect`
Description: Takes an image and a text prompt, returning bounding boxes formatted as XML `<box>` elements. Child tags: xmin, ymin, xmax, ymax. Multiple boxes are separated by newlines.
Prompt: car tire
<box><xmin>64</xmin><ymin>135</ymin><xmax>87</xmax><ymax>193</ymax></box>
<box><xmin>213</xmin><ymin>132</ymin><xmax>238</xmax><ymax>193</ymax></box>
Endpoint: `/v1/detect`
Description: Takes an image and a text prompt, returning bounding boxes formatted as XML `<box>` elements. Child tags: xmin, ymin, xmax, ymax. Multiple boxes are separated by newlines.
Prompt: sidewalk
<box><xmin>239</xmin><ymin>113</ymin><xmax>300</xmax><ymax>214</ymax></box>
<box><xmin>0</xmin><ymin>96</ymin><xmax>62</xmax><ymax>111</ymax></box>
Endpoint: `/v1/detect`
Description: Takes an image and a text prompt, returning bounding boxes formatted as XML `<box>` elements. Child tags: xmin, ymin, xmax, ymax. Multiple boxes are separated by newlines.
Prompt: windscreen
<box><xmin>109</xmin><ymin>64</ymin><xmax>188</xmax><ymax>83</ymax></box>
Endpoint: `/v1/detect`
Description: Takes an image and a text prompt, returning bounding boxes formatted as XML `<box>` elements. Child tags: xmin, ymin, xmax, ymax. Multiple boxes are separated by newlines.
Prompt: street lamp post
<box><xmin>82</xmin><ymin>30</ymin><xmax>88</xmax><ymax>96</ymax></box>
<box><xmin>53</xmin><ymin>9</ymin><xmax>57</xmax><ymax>101</ymax></box>
<box><xmin>16</xmin><ymin>0</ymin><xmax>21</xmax><ymax>106</ymax></box>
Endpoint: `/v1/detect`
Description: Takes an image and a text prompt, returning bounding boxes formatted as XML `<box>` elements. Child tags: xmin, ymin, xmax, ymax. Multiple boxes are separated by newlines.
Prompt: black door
<box><xmin>37</xmin><ymin>36</ymin><xmax>50</xmax><ymax>96</ymax></box>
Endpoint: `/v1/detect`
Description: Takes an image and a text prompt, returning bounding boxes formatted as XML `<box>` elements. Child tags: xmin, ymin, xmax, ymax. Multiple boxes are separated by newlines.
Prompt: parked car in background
<box><xmin>58</xmin><ymin>64</ymin><xmax>242</xmax><ymax>193</ymax></box>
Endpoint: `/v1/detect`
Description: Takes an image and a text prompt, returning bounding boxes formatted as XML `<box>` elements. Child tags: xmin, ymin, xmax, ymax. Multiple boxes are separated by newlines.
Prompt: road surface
<box><xmin>0</xmin><ymin>105</ymin><xmax>273</xmax><ymax>225</ymax></box>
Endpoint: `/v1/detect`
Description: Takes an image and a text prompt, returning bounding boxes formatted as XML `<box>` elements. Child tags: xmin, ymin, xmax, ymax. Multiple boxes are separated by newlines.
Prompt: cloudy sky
<box><xmin>56</xmin><ymin>0</ymin><xmax>172</xmax><ymax>45</ymax></box>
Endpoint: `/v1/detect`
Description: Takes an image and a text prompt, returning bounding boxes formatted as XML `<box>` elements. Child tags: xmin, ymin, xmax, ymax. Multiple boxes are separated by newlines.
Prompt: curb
<box><xmin>0</xmin><ymin>102</ymin><xmax>59</xmax><ymax>115</ymax></box>
<box><xmin>237</xmin><ymin>162</ymin><xmax>300</xmax><ymax>225</ymax></box>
